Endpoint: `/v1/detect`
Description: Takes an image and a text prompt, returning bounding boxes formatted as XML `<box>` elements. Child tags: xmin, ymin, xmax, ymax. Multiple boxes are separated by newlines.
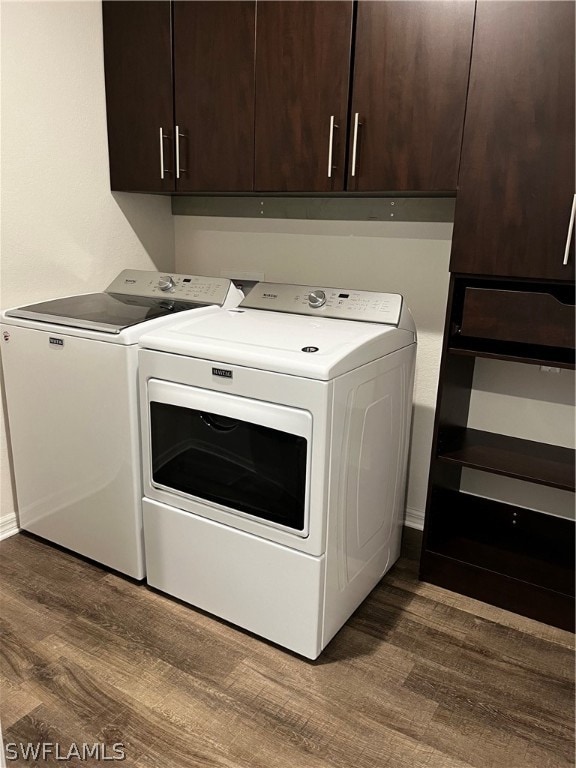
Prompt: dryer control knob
<box><xmin>158</xmin><ymin>276</ymin><xmax>175</xmax><ymax>292</ymax></box>
<box><xmin>308</xmin><ymin>290</ymin><xmax>326</xmax><ymax>308</ymax></box>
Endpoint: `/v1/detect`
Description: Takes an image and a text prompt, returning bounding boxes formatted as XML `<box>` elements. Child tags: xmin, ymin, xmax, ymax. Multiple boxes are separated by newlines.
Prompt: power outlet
<box><xmin>540</xmin><ymin>366</ymin><xmax>562</xmax><ymax>374</ymax></box>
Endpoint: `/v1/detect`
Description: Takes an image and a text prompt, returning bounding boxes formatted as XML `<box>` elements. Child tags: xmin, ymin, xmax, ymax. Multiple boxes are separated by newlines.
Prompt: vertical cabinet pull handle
<box><xmin>159</xmin><ymin>127</ymin><xmax>165</xmax><ymax>179</ymax></box>
<box><xmin>351</xmin><ymin>112</ymin><xmax>360</xmax><ymax>178</ymax></box>
<box><xmin>159</xmin><ymin>128</ymin><xmax>172</xmax><ymax>180</ymax></box>
<box><xmin>563</xmin><ymin>193</ymin><xmax>576</xmax><ymax>266</ymax></box>
<box><xmin>327</xmin><ymin>115</ymin><xmax>338</xmax><ymax>178</ymax></box>
<box><xmin>175</xmin><ymin>125</ymin><xmax>186</xmax><ymax>180</ymax></box>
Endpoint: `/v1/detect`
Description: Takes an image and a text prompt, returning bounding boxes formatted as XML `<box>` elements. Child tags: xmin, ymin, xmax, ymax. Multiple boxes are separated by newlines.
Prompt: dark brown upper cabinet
<box><xmin>103</xmin><ymin>1</ymin><xmax>174</xmax><ymax>193</ymax></box>
<box><xmin>254</xmin><ymin>1</ymin><xmax>353</xmax><ymax>192</ymax></box>
<box><xmin>103</xmin><ymin>0</ymin><xmax>256</xmax><ymax>194</ymax></box>
<box><xmin>347</xmin><ymin>0</ymin><xmax>475</xmax><ymax>193</ymax></box>
<box><xmin>103</xmin><ymin>1</ymin><xmax>475</xmax><ymax>195</ymax></box>
<box><xmin>450</xmin><ymin>1</ymin><xmax>575</xmax><ymax>281</ymax></box>
<box><xmin>173</xmin><ymin>1</ymin><xmax>255</xmax><ymax>192</ymax></box>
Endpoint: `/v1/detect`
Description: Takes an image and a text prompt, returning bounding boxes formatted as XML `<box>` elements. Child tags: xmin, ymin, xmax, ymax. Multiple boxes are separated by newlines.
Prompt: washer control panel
<box><xmin>241</xmin><ymin>283</ymin><xmax>403</xmax><ymax>325</ymax></box>
<box><xmin>106</xmin><ymin>270</ymin><xmax>232</xmax><ymax>305</ymax></box>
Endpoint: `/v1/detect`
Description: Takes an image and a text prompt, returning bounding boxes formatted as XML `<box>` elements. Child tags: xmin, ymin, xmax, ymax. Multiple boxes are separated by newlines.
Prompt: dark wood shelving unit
<box><xmin>437</xmin><ymin>429</ymin><xmax>575</xmax><ymax>491</ymax></box>
<box><xmin>422</xmin><ymin>274</ymin><xmax>575</xmax><ymax>630</ymax></box>
<box><xmin>422</xmin><ymin>271</ymin><xmax>575</xmax><ymax>630</ymax></box>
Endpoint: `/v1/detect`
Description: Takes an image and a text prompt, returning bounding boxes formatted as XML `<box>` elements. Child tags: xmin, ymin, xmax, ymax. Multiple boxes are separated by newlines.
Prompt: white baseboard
<box><xmin>0</xmin><ymin>512</ymin><xmax>19</xmax><ymax>541</ymax></box>
<box><xmin>404</xmin><ymin>506</ymin><xmax>424</xmax><ymax>531</ymax></box>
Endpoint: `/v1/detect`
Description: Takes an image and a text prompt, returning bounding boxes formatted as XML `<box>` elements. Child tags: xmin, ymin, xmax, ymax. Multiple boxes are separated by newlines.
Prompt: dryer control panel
<box><xmin>106</xmin><ymin>270</ymin><xmax>232</xmax><ymax>305</ymax></box>
<box><xmin>240</xmin><ymin>283</ymin><xmax>403</xmax><ymax>325</ymax></box>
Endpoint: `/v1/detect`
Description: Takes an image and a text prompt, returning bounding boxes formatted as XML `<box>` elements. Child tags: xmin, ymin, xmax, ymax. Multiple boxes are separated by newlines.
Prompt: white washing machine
<box><xmin>0</xmin><ymin>270</ymin><xmax>243</xmax><ymax>578</ymax></box>
<box><xmin>138</xmin><ymin>282</ymin><xmax>417</xmax><ymax>659</ymax></box>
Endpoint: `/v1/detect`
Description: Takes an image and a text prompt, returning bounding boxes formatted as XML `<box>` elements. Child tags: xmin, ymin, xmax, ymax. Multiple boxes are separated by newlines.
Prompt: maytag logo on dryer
<box><xmin>49</xmin><ymin>337</ymin><xmax>64</xmax><ymax>348</ymax></box>
<box><xmin>212</xmin><ymin>367</ymin><xmax>233</xmax><ymax>379</ymax></box>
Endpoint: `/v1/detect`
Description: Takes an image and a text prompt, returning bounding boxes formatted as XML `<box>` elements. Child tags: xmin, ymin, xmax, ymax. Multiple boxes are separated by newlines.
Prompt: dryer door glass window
<box><xmin>150</xmin><ymin>402</ymin><xmax>307</xmax><ymax>531</ymax></box>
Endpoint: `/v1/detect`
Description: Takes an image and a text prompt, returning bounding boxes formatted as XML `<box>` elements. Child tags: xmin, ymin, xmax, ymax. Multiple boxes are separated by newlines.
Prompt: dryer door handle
<box><xmin>199</xmin><ymin>412</ymin><xmax>238</xmax><ymax>433</ymax></box>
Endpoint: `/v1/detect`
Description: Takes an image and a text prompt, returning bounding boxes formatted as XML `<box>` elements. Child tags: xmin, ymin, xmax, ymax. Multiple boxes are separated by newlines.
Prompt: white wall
<box><xmin>174</xmin><ymin>216</ymin><xmax>453</xmax><ymax>528</ymax></box>
<box><xmin>0</xmin><ymin>1</ymin><xmax>175</xmax><ymax>535</ymax></box>
<box><xmin>462</xmin><ymin>359</ymin><xmax>575</xmax><ymax>519</ymax></box>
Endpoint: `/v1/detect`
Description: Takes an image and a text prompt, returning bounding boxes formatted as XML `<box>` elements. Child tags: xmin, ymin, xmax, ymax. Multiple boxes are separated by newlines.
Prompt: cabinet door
<box><xmin>348</xmin><ymin>0</ymin><xmax>474</xmax><ymax>192</ymax></box>
<box><xmin>254</xmin><ymin>1</ymin><xmax>353</xmax><ymax>192</ymax></box>
<box><xmin>173</xmin><ymin>1</ymin><xmax>256</xmax><ymax>192</ymax></box>
<box><xmin>102</xmin><ymin>1</ymin><xmax>174</xmax><ymax>193</ymax></box>
<box><xmin>450</xmin><ymin>1</ymin><xmax>575</xmax><ymax>280</ymax></box>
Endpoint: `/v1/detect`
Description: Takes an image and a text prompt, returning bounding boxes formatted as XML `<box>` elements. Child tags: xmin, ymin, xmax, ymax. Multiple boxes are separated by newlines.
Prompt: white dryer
<box><xmin>138</xmin><ymin>282</ymin><xmax>417</xmax><ymax>658</ymax></box>
<box><xmin>0</xmin><ymin>270</ymin><xmax>243</xmax><ymax>578</ymax></box>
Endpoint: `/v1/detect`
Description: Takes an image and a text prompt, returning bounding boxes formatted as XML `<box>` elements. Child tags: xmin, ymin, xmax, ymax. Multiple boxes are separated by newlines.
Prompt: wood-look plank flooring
<box><xmin>0</xmin><ymin>530</ymin><xmax>573</xmax><ymax>768</ymax></box>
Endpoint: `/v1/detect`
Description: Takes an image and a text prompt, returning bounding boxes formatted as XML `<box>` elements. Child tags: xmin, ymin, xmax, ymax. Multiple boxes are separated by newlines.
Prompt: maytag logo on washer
<box><xmin>212</xmin><ymin>367</ymin><xmax>232</xmax><ymax>379</ymax></box>
<box><xmin>49</xmin><ymin>337</ymin><xmax>64</xmax><ymax>348</ymax></box>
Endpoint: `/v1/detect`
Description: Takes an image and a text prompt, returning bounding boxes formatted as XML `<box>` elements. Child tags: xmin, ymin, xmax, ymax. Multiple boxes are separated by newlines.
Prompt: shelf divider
<box><xmin>437</xmin><ymin>428</ymin><xmax>575</xmax><ymax>491</ymax></box>
<box><xmin>448</xmin><ymin>345</ymin><xmax>575</xmax><ymax>370</ymax></box>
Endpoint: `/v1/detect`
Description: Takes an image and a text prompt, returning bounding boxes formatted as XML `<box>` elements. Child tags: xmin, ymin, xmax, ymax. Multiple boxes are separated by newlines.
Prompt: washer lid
<box><xmin>139</xmin><ymin>308</ymin><xmax>416</xmax><ymax>379</ymax></box>
<box><xmin>5</xmin><ymin>292</ymin><xmax>210</xmax><ymax>334</ymax></box>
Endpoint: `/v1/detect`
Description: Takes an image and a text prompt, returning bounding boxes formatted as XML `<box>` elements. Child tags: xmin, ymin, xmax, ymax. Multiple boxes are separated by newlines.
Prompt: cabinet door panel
<box><xmin>174</xmin><ymin>1</ymin><xmax>255</xmax><ymax>192</ymax></box>
<box><xmin>255</xmin><ymin>1</ymin><xmax>353</xmax><ymax>192</ymax></box>
<box><xmin>450</xmin><ymin>1</ymin><xmax>575</xmax><ymax>280</ymax></box>
<box><xmin>103</xmin><ymin>1</ymin><xmax>174</xmax><ymax>193</ymax></box>
<box><xmin>348</xmin><ymin>0</ymin><xmax>474</xmax><ymax>192</ymax></box>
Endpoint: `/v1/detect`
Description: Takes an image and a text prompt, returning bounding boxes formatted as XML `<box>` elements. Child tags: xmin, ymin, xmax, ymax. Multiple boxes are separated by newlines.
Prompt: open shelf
<box><xmin>437</xmin><ymin>428</ymin><xmax>575</xmax><ymax>491</ymax></box>
<box><xmin>425</xmin><ymin>488</ymin><xmax>575</xmax><ymax>597</ymax></box>
<box><xmin>447</xmin><ymin>277</ymin><xmax>575</xmax><ymax>368</ymax></box>
<box><xmin>448</xmin><ymin>344</ymin><xmax>575</xmax><ymax>370</ymax></box>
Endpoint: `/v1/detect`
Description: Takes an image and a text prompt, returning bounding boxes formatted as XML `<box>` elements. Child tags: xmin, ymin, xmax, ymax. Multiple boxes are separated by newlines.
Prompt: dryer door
<box><xmin>146</xmin><ymin>380</ymin><xmax>312</xmax><ymax>536</ymax></box>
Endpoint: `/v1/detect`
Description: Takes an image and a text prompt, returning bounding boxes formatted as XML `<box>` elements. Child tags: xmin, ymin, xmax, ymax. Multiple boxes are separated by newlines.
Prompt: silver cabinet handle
<box><xmin>563</xmin><ymin>193</ymin><xmax>576</xmax><ymax>266</ymax></box>
<box><xmin>327</xmin><ymin>115</ymin><xmax>338</xmax><ymax>178</ymax></box>
<box><xmin>175</xmin><ymin>125</ymin><xmax>186</xmax><ymax>180</ymax></box>
<box><xmin>159</xmin><ymin>127</ymin><xmax>165</xmax><ymax>179</ymax></box>
<box><xmin>159</xmin><ymin>128</ymin><xmax>172</xmax><ymax>180</ymax></box>
<box><xmin>351</xmin><ymin>112</ymin><xmax>360</xmax><ymax>177</ymax></box>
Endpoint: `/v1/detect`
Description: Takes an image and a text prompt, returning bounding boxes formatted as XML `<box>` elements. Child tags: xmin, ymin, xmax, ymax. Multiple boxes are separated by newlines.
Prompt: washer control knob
<box><xmin>158</xmin><ymin>275</ymin><xmax>175</xmax><ymax>292</ymax></box>
<box><xmin>308</xmin><ymin>290</ymin><xmax>326</xmax><ymax>308</ymax></box>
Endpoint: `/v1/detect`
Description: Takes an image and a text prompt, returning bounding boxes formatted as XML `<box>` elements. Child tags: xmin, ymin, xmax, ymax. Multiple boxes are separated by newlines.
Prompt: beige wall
<box><xmin>0</xmin><ymin>1</ymin><xmax>175</xmax><ymax>534</ymax></box>
<box><xmin>174</xmin><ymin>216</ymin><xmax>454</xmax><ymax>527</ymax></box>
